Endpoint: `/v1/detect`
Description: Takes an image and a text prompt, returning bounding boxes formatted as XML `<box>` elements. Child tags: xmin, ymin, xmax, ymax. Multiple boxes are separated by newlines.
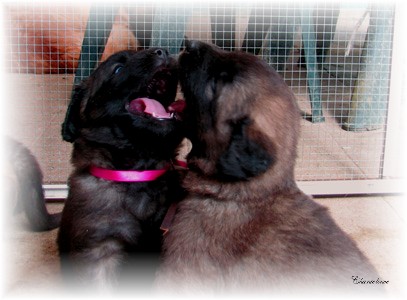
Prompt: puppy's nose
<box><xmin>154</xmin><ymin>49</ymin><xmax>168</xmax><ymax>59</ymax></box>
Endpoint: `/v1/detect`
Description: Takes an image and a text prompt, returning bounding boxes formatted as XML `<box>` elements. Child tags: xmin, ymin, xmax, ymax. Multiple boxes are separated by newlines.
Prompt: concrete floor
<box><xmin>2</xmin><ymin>195</ymin><xmax>405</xmax><ymax>298</ymax></box>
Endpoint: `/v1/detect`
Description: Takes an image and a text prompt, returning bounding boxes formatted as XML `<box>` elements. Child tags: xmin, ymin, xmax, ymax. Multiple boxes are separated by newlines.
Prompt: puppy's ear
<box><xmin>216</xmin><ymin>118</ymin><xmax>273</xmax><ymax>181</ymax></box>
<box><xmin>61</xmin><ymin>83</ymin><xmax>88</xmax><ymax>142</ymax></box>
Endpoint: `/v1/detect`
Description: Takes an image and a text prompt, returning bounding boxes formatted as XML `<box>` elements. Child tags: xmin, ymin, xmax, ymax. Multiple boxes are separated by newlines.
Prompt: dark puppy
<box><xmin>2</xmin><ymin>136</ymin><xmax>61</xmax><ymax>231</ymax></box>
<box><xmin>59</xmin><ymin>48</ymin><xmax>185</xmax><ymax>293</ymax></box>
<box><xmin>156</xmin><ymin>41</ymin><xmax>382</xmax><ymax>296</ymax></box>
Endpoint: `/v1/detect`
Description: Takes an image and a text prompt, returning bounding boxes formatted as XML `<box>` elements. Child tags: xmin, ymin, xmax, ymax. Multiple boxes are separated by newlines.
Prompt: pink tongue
<box><xmin>128</xmin><ymin>98</ymin><xmax>172</xmax><ymax>119</ymax></box>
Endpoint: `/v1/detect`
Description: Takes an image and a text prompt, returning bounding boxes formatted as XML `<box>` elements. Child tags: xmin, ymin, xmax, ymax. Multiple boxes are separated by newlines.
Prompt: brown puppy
<box><xmin>155</xmin><ymin>41</ymin><xmax>383</xmax><ymax>296</ymax></box>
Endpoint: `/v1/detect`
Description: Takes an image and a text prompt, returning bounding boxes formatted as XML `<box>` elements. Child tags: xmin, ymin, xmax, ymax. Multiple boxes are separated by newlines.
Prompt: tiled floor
<box><xmin>2</xmin><ymin>195</ymin><xmax>405</xmax><ymax>297</ymax></box>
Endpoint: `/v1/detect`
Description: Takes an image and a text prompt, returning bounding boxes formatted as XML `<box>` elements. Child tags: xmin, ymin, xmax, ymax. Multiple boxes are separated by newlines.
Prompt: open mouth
<box><xmin>126</xmin><ymin>68</ymin><xmax>185</xmax><ymax>120</ymax></box>
<box><xmin>146</xmin><ymin>70</ymin><xmax>172</xmax><ymax>97</ymax></box>
<box><xmin>127</xmin><ymin>97</ymin><xmax>185</xmax><ymax>120</ymax></box>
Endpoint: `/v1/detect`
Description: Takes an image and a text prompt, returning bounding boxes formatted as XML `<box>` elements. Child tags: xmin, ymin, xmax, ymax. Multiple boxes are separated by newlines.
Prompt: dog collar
<box><xmin>89</xmin><ymin>160</ymin><xmax>187</xmax><ymax>183</ymax></box>
<box><xmin>90</xmin><ymin>165</ymin><xmax>169</xmax><ymax>182</ymax></box>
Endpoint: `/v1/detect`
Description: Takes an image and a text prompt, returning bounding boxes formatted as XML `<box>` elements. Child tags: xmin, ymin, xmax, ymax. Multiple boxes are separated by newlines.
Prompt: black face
<box><xmin>178</xmin><ymin>41</ymin><xmax>273</xmax><ymax>181</ymax></box>
<box><xmin>178</xmin><ymin>41</ymin><xmax>232</xmax><ymax>149</ymax></box>
<box><xmin>62</xmin><ymin>48</ymin><xmax>185</xmax><ymax>152</ymax></box>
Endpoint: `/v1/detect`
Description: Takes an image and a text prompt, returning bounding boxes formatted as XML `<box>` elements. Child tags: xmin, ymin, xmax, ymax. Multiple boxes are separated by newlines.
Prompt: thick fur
<box><xmin>58</xmin><ymin>48</ymin><xmax>184</xmax><ymax>293</ymax></box>
<box><xmin>2</xmin><ymin>136</ymin><xmax>61</xmax><ymax>231</ymax></box>
<box><xmin>155</xmin><ymin>41</ymin><xmax>383</xmax><ymax>296</ymax></box>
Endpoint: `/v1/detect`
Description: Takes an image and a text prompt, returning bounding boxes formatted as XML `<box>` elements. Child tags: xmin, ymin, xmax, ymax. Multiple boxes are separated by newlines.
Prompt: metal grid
<box><xmin>1</xmin><ymin>1</ymin><xmax>402</xmax><ymax>192</ymax></box>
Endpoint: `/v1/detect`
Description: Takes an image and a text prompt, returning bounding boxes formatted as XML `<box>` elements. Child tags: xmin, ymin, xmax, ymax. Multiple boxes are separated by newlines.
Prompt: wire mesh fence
<box><xmin>1</xmin><ymin>1</ymin><xmax>401</xmax><ymax>187</ymax></box>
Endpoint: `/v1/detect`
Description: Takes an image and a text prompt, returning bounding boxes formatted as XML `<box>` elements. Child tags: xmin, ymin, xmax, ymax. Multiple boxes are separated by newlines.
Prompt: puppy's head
<box><xmin>62</xmin><ymin>48</ymin><xmax>185</xmax><ymax>149</ymax></box>
<box><xmin>179</xmin><ymin>41</ymin><xmax>300</xmax><ymax>186</ymax></box>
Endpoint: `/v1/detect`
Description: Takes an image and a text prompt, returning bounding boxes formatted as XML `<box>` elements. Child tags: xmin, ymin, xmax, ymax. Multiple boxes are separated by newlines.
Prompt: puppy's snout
<box><xmin>154</xmin><ymin>49</ymin><xmax>168</xmax><ymax>60</ymax></box>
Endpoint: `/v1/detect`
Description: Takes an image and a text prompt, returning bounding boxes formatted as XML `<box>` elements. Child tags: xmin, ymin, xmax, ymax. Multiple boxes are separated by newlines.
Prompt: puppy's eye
<box><xmin>113</xmin><ymin>65</ymin><xmax>124</xmax><ymax>75</ymax></box>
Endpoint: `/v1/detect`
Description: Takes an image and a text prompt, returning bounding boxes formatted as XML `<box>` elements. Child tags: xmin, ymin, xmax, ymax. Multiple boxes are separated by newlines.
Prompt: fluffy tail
<box><xmin>3</xmin><ymin>136</ymin><xmax>61</xmax><ymax>231</ymax></box>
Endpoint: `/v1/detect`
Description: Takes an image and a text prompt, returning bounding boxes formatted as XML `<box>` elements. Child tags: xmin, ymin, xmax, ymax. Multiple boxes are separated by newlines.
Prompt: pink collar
<box><xmin>90</xmin><ymin>165</ymin><xmax>169</xmax><ymax>182</ymax></box>
<box><xmin>89</xmin><ymin>160</ymin><xmax>187</xmax><ymax>183</ymax></box>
